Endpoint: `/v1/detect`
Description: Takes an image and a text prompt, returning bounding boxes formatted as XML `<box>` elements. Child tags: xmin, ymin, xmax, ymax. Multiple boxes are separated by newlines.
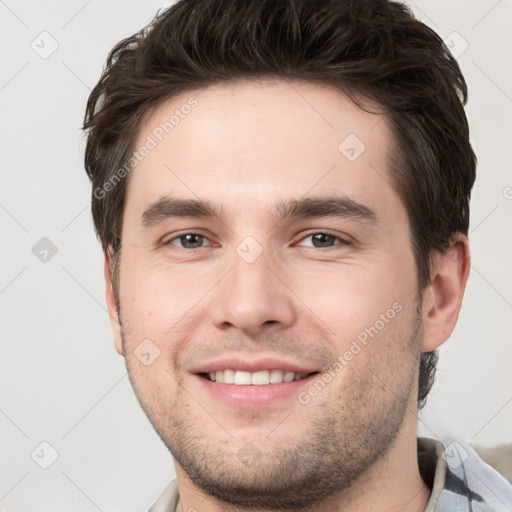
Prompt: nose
<box><xmin>210</xmin><ymin>245</ymin><xmax>296</xmax><ymax>336</ymax></box>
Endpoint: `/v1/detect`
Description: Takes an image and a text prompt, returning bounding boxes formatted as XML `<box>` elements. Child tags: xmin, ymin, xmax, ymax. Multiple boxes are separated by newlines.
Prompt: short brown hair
<box><xmin>83</xmin><ymin>0</ymin><xmax>476</xmax><ymax>409</ymax></box>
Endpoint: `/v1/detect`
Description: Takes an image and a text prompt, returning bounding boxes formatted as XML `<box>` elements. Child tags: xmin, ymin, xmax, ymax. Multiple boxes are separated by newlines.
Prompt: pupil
<box><xmin>183</xmin><ymin>234</ymin><xmax>202</xmax><ymax>248</ymax></box>
<box><xmin>313</xmin><ymin>233</ymin><xmax>333</xmax><ymax>247</ymax></box>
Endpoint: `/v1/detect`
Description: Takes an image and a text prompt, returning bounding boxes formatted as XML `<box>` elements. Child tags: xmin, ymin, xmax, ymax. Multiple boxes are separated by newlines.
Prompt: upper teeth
<box><xmin>209</xmin><ymin>369</ymin><xmax>307</xmax><ymax>385</ymax></box>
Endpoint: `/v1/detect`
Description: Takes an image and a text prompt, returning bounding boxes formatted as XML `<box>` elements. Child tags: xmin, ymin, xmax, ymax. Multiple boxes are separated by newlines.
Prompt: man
<box><xmin>83</xmin><ymin>0</ymin><xmax>512</xmax><ymax>510</ymax></box>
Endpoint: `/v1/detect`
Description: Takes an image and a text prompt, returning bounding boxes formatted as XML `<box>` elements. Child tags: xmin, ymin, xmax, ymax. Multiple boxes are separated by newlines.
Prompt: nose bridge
<box><xmin>211</xmin><ymin>238</ymin><xmax>295</xmax><ymax>334</ymax></box>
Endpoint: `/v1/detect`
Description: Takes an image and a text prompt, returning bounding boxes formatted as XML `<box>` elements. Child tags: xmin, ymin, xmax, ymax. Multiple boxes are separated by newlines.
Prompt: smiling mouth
<box><xmin>200</xmin><ymin>369</ymin><xmax>320</xmax><ymax>385</ymax></box>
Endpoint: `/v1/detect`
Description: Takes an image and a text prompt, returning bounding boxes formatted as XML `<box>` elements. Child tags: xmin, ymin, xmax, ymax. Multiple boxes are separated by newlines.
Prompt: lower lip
<box><xmin>194</xmin><ymin>373</ymin><xmax>319</xmax><ymax>407</ymax></box>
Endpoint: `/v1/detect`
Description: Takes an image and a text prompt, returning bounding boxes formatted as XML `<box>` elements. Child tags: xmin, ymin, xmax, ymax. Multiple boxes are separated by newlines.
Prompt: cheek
<box><xmin>289</xmin><ymin>255</ymin><xmax>417</xmax><ymax>350</ymax></box>
<box><xmin>286</xmin><ymin>255</ymin><xmax>416</xmax><ymax>367</ymax></box>
<box><xmin>119</xmin><ymin>260</ymin><xmax>188</xmax><ymax>343</ymax></box>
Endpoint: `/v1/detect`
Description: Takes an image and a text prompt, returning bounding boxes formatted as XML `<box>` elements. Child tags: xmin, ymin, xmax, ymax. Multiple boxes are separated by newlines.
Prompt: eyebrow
<box><xmin>140</xmin><ymin>196</ymin><xmax>377</xmax><ymax>229</ymax></box>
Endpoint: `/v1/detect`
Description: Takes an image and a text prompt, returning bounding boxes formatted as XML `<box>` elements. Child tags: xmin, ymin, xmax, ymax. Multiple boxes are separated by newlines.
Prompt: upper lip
<box><xmin>191</xmin><ymin>356</ymin><xmax>320</xmax><ymax>375</ymax></box>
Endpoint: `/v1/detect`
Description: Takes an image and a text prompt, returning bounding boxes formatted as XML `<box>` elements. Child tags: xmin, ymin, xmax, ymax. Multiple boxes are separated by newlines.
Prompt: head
<box><xmin>83</xmin><ymin>0</ymin><xmax>475</xmax><ymax>508</ymax></box>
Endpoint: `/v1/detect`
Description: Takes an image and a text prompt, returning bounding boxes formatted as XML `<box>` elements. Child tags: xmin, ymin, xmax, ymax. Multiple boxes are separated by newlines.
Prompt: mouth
<box><xmin>193</xmin><ymin>365</ymin><xmax>322</xmax><ymax>407</ymax></box>
<box><xmin>200</xmin><ymin>369</ymin><xmax>319</xmax><ymax>385</ymax></box>
<box><xmin>191</xmin><ymin>356</ymin><xmax>323</xmax><ymax>406</ymax></box>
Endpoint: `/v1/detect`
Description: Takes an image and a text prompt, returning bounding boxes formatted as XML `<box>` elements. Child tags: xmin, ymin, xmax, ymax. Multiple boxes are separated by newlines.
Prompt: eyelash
<box><xmin>296</xmin><ymin>230</ymin><xmax>352</xmax><ymax>248</ymax></box>
<box><xmin>163</xmin><ymin>230</ymin><xmax>351</xmax><ymax>250</ymax></box>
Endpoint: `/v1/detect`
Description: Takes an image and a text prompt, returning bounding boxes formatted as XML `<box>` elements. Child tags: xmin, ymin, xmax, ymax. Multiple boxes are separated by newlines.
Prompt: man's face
<box><xmin>112</xmin><ymin>80</ymin><xmax>423</xmax><ymax>508</ymax></box>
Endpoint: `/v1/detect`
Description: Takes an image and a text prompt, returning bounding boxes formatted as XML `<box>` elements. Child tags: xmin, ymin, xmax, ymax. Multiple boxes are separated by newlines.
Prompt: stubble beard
<box><xmin>120</xmin><ymin>306</ymin><xmax>423</xmax><ymax>511</ymax></box>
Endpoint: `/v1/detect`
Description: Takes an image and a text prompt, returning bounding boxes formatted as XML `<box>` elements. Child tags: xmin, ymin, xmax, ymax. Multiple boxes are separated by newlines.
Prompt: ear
<box><xmin>104</xmin><ymin>248</ymin><xmax>124</xmax><ymax>356</ymax></box>
<box><xmin>420</xmin><ymin>235</ymin><xmax>471</xmax><ymax>352</ymax></box>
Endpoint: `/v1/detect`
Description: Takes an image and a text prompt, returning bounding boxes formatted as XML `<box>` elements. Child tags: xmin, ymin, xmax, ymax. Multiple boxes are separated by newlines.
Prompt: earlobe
<box><xmin>104</xmin><ymin>250</ymin><xmax>124</xmax><ymax>356</ymax></box>
<box><xmin>420</xmin><ymin>235</ymin><xmax>471</xmax><ymax>353</ymax></box>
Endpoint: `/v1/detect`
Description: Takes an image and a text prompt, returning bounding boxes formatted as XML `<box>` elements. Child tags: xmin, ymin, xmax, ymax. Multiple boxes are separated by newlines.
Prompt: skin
<box><xmin>104</xmin><ymin>79</ymin><xmax>470</xmax><ymax>512</ymax></box>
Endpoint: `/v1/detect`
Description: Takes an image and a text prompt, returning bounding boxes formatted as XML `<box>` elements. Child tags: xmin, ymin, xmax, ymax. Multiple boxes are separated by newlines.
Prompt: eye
<box><xmin>166</xmin><ymin>233</ymin><xmax>210</xmax><ymax>249</ymax></box>
<box><xmin>296</xmin><ymin>231</ymin><xmax>350</xmax><ymax>248</ymax></box>
<box><xmin>163</xmin><ymin>231</ymin><xmax>349</xmax><ymax>250</ymax></box>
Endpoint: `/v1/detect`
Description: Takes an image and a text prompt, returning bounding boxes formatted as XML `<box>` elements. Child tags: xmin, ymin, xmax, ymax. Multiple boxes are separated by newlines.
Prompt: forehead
<box><xmin>124</xmin><ymin>79</ymin><xmax>400</xmax><ymax>227</ymax></box>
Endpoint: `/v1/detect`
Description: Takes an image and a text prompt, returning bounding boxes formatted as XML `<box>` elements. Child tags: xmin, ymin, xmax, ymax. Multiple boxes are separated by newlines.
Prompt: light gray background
<box><xmin>1</xmin><ymin>1</ymin><xmax>511</xmax><ymax>510</ymax></box>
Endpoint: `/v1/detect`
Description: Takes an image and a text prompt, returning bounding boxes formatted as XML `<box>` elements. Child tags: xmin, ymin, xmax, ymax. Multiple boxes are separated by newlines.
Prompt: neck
<box><xmin>173</xmin><ymin>417</ymin><xmax>431</xmax><ymax>512</ymax></box>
